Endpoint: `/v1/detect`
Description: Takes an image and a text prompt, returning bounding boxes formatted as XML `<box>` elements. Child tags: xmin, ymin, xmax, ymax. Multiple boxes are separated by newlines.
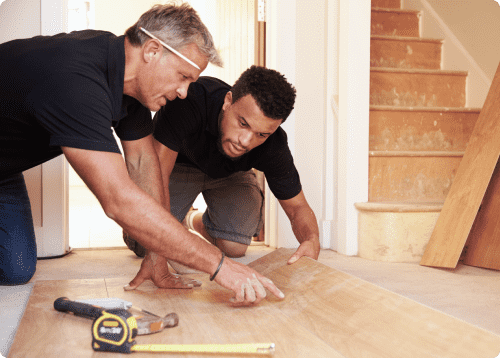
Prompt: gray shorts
<box><xmin>169</xmin><ymin>164</ymin><xmax>264</xmax><ymax>246</ymax></box>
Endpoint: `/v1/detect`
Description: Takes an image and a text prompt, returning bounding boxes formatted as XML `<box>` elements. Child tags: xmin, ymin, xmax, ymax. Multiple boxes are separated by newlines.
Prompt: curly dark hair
<box><xmin>231</xmin><ymin>66</ymin><xmax>296</xmax><ymax>122</ymax></box>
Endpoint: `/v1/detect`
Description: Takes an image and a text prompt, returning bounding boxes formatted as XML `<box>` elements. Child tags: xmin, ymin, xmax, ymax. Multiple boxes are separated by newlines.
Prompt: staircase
<box><xmin>355</xmin><ymin>0</ymin><xmax>482</xmax><ymax>262</ymax></box>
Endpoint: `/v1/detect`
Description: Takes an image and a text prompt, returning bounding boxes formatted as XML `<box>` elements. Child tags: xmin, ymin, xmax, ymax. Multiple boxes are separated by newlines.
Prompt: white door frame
<box><xmin>35</xmin><ymin>0</ymin><xmax>70</xmax><ymax>257</ymax></box>
<box><xmin>264</xmin><ymin>0</ymin><xmax>370</xmax><ymax>255</ymax></box>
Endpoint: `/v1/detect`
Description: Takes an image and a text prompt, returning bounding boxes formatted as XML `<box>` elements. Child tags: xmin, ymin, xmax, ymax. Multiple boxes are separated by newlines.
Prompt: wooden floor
<box><xmin>9</xmin><ymin>249</ymin><xmax>500</xmax><ymax>358</ymax></box>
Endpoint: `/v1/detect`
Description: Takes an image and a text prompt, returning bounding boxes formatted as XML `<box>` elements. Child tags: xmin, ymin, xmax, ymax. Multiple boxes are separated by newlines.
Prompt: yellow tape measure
<box><xmin>92</xmin><ymin>309</ymin><xmax>137</xmax><ymax>353</ymax></box>
<box><xmin>91</xmin><ymin>309</ymin><xmax>274</xmax><ymax>355</ymax></box>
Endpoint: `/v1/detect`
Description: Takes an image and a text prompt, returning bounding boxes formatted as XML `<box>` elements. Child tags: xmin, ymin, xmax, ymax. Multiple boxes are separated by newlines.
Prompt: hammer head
<box><xmin>130</xmin><ymin>309</ymin><xmax>179</xmax><ymax>335</ymax></box>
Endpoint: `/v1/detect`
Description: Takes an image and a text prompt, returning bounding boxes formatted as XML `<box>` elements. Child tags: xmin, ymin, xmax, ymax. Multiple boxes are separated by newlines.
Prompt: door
<box><xmin>0</xmin><ymin>0</ymin><xmax>70</xmax><ymax>258</ymax></box>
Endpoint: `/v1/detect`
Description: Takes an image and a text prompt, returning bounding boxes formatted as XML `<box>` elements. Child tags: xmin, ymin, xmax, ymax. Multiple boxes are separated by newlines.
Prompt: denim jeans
<box><xmin>0</xmin><ymin>173</ymin><xmax>37</xmax><ymax>285</ymax></box>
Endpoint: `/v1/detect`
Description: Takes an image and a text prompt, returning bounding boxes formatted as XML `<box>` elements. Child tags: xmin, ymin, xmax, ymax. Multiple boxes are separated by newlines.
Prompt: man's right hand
<box><xmin>214</xmin><ymin>256</ymin><xmax>285</xmax><ymax>307</ymax></box>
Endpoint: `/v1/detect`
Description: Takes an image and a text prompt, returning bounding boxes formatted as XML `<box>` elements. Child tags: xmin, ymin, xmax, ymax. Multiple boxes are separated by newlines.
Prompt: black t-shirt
<box><xmin>153</xmin><ymin>77</ymin><xmax>302</xmax><ymax>201</ymax></box>
<box><xmin>0</xmin><ymin>30</ymin><xmax>153</xmax><ymax>178</ymax></box>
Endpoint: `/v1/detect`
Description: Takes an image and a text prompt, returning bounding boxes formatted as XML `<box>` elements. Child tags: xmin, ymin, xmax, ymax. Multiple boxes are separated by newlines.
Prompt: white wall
<box><xmin>0</xmin><ymin>0</ymin><xmax>40</xmax><ymax>42</ymax></box>
<box><xmin>0</xmin><ymin>0</ymin><xmax>70</xmax><ymax>257</ymax></box>
<box><xmin>403</xmin><ymin>0</ymin><xmax>500</xmax><ymax>107</ymax></box>
<box><xmin>94</xmin><ymin>0</ymin><xmax>220</xmax><ymax>78</ymax></box>
<box><xmin>266</xmin><ymin>0</ymin><xmax>370</xmax><ymax>255</ymax></box>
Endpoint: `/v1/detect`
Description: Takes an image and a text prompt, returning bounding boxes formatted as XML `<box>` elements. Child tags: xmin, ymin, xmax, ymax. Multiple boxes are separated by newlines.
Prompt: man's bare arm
<box><xmin>121</xmin><ymin>135</ymin><xmax>199</xmax><ymax>288</ymax></box>
<box><xmin>153</xmin><ymin>138</ymin><xmax>179</xmax><ymax>213</ymax></box>
<box><xmin>278</xmin><ymin>190</ymin><xmax>320</xmax><ymax>264</ymax></box>
<box><xmin>62</xmin><ymin>146</ymin><xmax>284</xmax><ymax>306</ymax></box>
<box><xmin>121</xmin><ymin>134</ymin><xmax>165</xmax><ymax>206</ymax></box>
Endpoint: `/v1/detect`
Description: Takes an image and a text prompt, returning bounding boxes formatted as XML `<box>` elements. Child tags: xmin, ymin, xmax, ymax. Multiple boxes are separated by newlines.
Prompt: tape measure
<box><xmin>91</xmin><ymin>308</ymin><xmax>138</xmax><ymax>353</ymax></box>
<box><xmin>91</xmin><ymin>309</ymin><xmax>275</xmax><ymax>355</ymax></box>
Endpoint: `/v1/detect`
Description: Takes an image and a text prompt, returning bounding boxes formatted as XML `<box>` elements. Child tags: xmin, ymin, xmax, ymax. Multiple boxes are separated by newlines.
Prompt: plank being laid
<box><xmin>420</xmin><ymin>61</ymin><xmax>500</xmax><ymax>268</ymax></box>
<box><xmin>103</xmin><ymin>278</ymin><xmax>342</xmax><ymax>358</ymax></box>
<box><xmin>9</xmin><ymin>249</ymin><xmax>500</xmax><ymax>357</ymax></box>
<box><xmin>8</xmin><ymin>279</ymin><xmax>109</xmax><ymax>357</ymax></box>
<box><xmin>250</xmin><ymin>249</ymin><xmax>500</xmax><ymax>358</ymax></box>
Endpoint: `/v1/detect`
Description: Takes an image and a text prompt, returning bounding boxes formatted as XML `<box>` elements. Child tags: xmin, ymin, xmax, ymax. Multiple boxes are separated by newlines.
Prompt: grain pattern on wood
<box><xmin>369</xmin><ymin>108</ymin><xmax>479</xmax><ymax>152</ymax></box>
<box><xmin>370</xmin><ymin>69</ymin><xmax>467</xmax><ymax>107</ymax></box>
<box><xmin>369</xmin><ymin>155</ymin><xmax>462</xmax><ymax>202</ymax></box>
<box><xmin>420</xmin><ymin>62</ymin><xmax>500</xmax><ymax>268</ymax></box>
<box><xmin>249</xmin><ymin>249</ymin><xmax>500</xmax><ymax>358</ymax></box>
<box><xmin>10</xmin><ymin>249</ymin><xmax>500</xmax><ymax>358</ymax></box>
<box><xmin>464</xmin><ymin>159</ymin><xmax>500</xmax><ymax>270</ymax></box>
<box><xmin>8</xmin><ymin>279</ymin><xmax>109</xmax><ymax>357</ymax></box>
<box><xmin>104</xmin><ymin>278</ymin><xmax>342</xmax><ymax>358</ymax></box>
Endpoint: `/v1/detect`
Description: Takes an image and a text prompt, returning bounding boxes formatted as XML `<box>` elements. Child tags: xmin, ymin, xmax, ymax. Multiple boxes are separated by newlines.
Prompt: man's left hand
<box><xmin>287</xmin><ymin>238</ymin><xmax>320</xmax><ymax>264</ymax></box>
<box><xmin>125</xmin><ymin>252</ymin><xmax>202</xmax><ymax>290</ymax></box>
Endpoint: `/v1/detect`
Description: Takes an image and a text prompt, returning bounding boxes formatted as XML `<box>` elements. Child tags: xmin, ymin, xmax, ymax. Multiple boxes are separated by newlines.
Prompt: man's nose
<box><xmin>176</xmin><ymin>84</ymin><xmax>189</xmax><ymax>99</ymax></box>
<box><xmin>239</xmin><ymin>130</ymin><xmax>253</xmax><ymax>148</ymax></box>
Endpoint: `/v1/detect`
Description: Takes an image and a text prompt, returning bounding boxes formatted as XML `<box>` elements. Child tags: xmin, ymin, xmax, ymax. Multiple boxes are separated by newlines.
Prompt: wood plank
<box><xmin>10</xmin><ymin>249</ymin><xmax>500</xmax><ymax>357</ymax></box>
<box><xmin>250</xmin><ymin>249</ymin><xmax>500</xmax><ymax>358</ymax></box>
<box><xmin>369</xmin><ymin>155</ymin><xmax>462</xmax><ymax>202</ymax></box>
<box><xmin>420</xmin><ymin>62</ymin><xmax>500</xmax><ymax>268</ymax></box>
<box><xmin>371</xmin><ymin>9</ymin><xmax>420</xmax><ymax>37</ymax></box>
<box><xmin>371</xmin><ymin>0</ymin><xmax>401</xmax><ymax>9</ymax></box>
<box><xmin>464</xmin><ymin>159</ymin><xmax>500</xmax><ymax>270</ymax></box>
<box><xmin>369</xmin><ymin>107</ymin><xmax>479</xmax><ymax>152</ymax></box>
<box><xmin>104</xmin><ymin>279</ymin><xmax>342</xmax><ymax>358</ymax></box>
<box><xmin>8</xmin><ymin>279</ymin><xmax>109</xmax><ymax>357</ymax></box>
<box><xmin>370</xmin><ymin>68</ymin><xmax>467</xmax><ymax>107</ymax></box>
<box><xmin>371</xmin><ymin>36</ymin><xmax>442</xmax><ymax>70</ymax></box>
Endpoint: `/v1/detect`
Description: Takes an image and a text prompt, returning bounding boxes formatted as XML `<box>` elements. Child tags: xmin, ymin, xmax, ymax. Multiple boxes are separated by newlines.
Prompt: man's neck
<box><xmin>123</xmin><ymin>36</ymin><xmax>140</xmax><ymax>98</ymax></box>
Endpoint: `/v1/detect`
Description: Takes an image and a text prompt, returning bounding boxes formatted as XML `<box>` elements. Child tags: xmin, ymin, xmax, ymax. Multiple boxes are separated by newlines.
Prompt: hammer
<box><xmin>54</xmin><ymin>297</ymin><xmax>178</xmax><ymax>336</ymax></box>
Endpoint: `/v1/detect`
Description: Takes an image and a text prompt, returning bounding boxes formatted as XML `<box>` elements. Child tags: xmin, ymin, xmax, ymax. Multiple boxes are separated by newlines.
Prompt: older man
<box><xmin>0</xmin><ymin>4</ymin><xmax>283</xmax><ymax>307</ymax></box>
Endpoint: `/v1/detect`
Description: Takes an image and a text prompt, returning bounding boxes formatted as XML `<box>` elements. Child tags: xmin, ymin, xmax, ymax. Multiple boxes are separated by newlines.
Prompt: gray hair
<box><xmin>125</xmin><ymin>2</ymin><xmax>223</xmax><ymax>67</ymax></box>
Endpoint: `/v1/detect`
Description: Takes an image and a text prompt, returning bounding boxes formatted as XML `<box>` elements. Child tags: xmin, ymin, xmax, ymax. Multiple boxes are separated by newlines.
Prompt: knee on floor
<box><xmin>0</xmin><ymin>257</ymin><xmax>37</xmax><ymax>285</ymax></box>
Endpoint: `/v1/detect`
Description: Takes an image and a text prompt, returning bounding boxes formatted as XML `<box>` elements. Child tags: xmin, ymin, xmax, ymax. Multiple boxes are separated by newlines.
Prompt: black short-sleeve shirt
<box><xmin>0</xmin><ymin>30</ymin><xmax>153</xmax><ymax>178</ymax></box>
<box><xmin>153</xmin><ymin>76</ymin><xmax>302</xmax><ymax>201</ymax></box>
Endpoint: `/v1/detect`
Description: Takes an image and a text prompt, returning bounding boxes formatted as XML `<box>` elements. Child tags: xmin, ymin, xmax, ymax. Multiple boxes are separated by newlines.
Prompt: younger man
<box><xmin>127</xmin><ymin>66</ymin><xmax>320</xmax><ymax>268</ymax></box>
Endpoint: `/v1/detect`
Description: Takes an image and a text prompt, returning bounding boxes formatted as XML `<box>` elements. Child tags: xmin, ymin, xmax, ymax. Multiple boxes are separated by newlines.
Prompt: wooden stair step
<box><xmin>371</xmin><ymin>8</ymin><xmax>421</xmax><ymax>37</ymax></box>
<box><xmin>371</xmin><ymin>0</ymin><xmax>401</xmax><ymax>9</ymax></box>
<box><xmin>371</xmin><ymin>35</ymin><xmax>443</xmax><ymax>69</ymax></box>
<box><xmin>369</xmin><ymin>152</ymin><xmax>463</xmax><ymax>202</ymax></box>
<box><xmin>370</xmin><ymin>106</ymin><xmax>480</xmax><ymax>151</ymax></box>
<box><xmin>370</xmin><ymin>68</ymin><xmax>468</xmax><ymax>107</ymax></box>
<box><xmin>355</xmin><ymin>201</ymin><xmax>443</xmax><ymax>263</ymax></box>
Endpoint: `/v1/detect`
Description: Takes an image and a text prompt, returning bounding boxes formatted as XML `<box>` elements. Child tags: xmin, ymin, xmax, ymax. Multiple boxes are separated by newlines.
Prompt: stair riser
<box><xmin>369</xmin><ymin>156</ymin><xmax>462</xmax><ymax>202</ymax></box>
<box><xmin>370</xmin><ymin>71</ymin><xmax>467</xmax><ymax>107</ymax></box>
<box><xmin>357</xmin><ymin>210</ymin><xmax>439</xmax><ymax>262</ymax></box>
<box><xmin>372</xmin><ymin>0</ymin><xmax>401</xmax><ymax>9</ymax></box>
<box><xmin>370</xmin><ymin>110</ymin><xmax>479</xmax><ymax>151</ymax></box>
<box><xmin>371</xmin><ymin>38</ymin><xmax>442</xmax><ymax>69</ymax></box>
<box><xmin>371</xmin><ymin>10</ymin><xmax>420</xmax><ymax>37</ymax></box>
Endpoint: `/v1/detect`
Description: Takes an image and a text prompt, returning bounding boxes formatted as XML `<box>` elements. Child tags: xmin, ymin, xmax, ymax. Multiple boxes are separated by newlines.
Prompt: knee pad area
<box><xmin>0</xmin><ymin>251</ymin><xmax>37</xmax><ymax>285</ymax></box>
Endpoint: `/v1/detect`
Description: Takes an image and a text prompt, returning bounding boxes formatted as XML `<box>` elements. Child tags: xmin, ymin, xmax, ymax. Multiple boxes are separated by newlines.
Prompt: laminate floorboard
<box><xmin>9</xmin><ymin>249</ymin><xmax>500</xmax><ymax>358</ymax></box>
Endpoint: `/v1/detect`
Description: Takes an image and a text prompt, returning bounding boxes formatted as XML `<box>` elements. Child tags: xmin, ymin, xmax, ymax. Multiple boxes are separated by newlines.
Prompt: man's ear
<box><xmin>222</xmin><ymin>91</ymin><xmax>233</xmax><ymax>110</ymax></box>
<box><xmin>143</xmin><ymin>39</ymin><xmax>162</xmax><ymax>63</ymax></box>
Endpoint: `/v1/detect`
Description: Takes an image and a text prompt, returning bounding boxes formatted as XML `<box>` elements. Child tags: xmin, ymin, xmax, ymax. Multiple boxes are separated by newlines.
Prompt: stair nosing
<box><xmin>371</xmin><ymin>67</ymin><xmax>468</xmax><ymax>76</ymax></box>
<box><xmin>370</xmin><ymin>105</ymin><xmax>482</xmax><ymax>113</ymax></box>
<box><xmin>371</xmin><ymin>7</ymin><xmax>421</xmax><ymax>15</ymax></box>
<box><xmin>370</xmin><ymin>151</ymin><xmax>465</xmax><ymax>157</ymax></box>
<box><xmin>371</xmin><ymin>35</ymin><xmax>443</xmax><ymax>44</ymax></box>
<box><xmin>355</xmin><ymin>201</ymin><xmax>443</xmax><ymax>212</ymax></box>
